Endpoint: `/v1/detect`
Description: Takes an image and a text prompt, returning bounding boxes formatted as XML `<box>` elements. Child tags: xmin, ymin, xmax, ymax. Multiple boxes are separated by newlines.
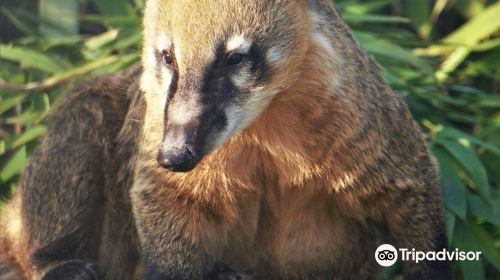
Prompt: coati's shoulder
<box><xmin>44</xmin><ymin>65</ymin><xmax>143</xmax><ymax>144</ymax></box>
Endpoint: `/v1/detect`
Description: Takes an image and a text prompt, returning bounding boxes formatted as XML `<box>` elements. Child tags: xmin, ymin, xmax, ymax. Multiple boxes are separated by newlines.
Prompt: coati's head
<box><xmin>141</xmin><ymin>0</ymin><xmax>310</xmax><ymax>172</ymax></box>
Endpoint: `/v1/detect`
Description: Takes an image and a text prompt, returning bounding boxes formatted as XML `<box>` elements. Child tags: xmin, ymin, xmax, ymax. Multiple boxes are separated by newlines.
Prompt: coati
<box><xmin>0</xmin><ymin>0</ymin><xmax>452</xmax><ymax>279</ymax></box>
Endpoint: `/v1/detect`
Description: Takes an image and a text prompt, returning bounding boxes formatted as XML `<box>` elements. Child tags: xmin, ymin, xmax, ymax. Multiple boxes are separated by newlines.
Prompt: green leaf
<box><xmin>0</xmin><ymin>93</ymin><xmax>28</xmax><ymax>115</ymax></box>
<box><xmin>82</xmin><ymin>29</ymin><xmax>120</xmax><ymax>60</ymax></box>
<box><xmin>437</xmin><ymin>128</ymin><xmax>500</xmax><ymax>156</ymax></box>
<box><xmin>468</xmin><ymin>223</ymin><xmax>500</xmax><ymax>271</ymax></box>
<box><xmin>438</xmin><ymin>140</ymin><xmax>491</xmax><ymax>199</ymax></box>
<box><xmin>477</xmin><ymin>95</ymin><xmax>500</xmax><ymax>109</ymax></box>
<box><xmin>0</xmin><ymin>44</ymin><xmax>66</xmax><ymax>74</ymax></box>
<box><xmin>39</xmin><ymin>0</ymin><xmax>79</xmax><ymax>38</ymax></box>
<box><xmin>0</xmin><ymin>146</ymin><xmax>27</xmax><ymax>183</ymax></box>
<box><xmin>11</xmin><ymin>125</ymin><xmax>47</xmax><ymax>150</ymax></box>
<box><xmin>97</xmin><ymin>53</ymin><xmax>140</xmax><ymax>74</ymax></box>
<box><xmin>84</xmin><ymin>29</ymin><xmax>120</xmax><ymax>50</ymax></box>
<box><xmin>430</xmin><ymin>0</ymin><xmax>451</xmax><ymax>25</ymax></box>
<box><xmin>341</xmin><ymin>0</ymin><xmax>392</xmax><ymax>14</ymax></box>
<box><xmin>445</xmin><ymin>209</ymin><xmax>456</xmax><ymax>247</ymax></box>
<box><xmin>452</xmin><ymin>219</ymin><xmax>485</xmax><ymax>280</ymax></box>
<box><xmin>436</xmin><ymin>2</ymin><xmax>500</xmax><ymax>80</ymax></box>
<box><xmin>443</xmin><ymin>2</ymin><xmax>500</xmax><ymax>48</ymax></box>
<box><xmin>467</xmin><ymin>194</ymin><xmax>500</xmax><ymax>226</ymax></box>
<box><xmin>47</xmin><ymin>55</ymin><xmax>122</xmax><ymax>82</ymax></box>
<box><xmin>402</xmin><ymin>0</ymin><xmax>432</xmax><ymax>38</ymax></box>
<box><xmin>32</xmin><ymin>93</ymin><xmax>51</xmax><ymax>113</ymax></box>
<box><xmin>433</xmin><ymin>146</ymin><xmax>467</xmax><ymax>219</ymax></box>
<box><xmin>5</xmin><ymin>110</ymin><xmax>43</xmax><ymax>126</ymax></box>
<box><xmin>354</xmin><ymin>32</ymin><xmax>432</xmax><ymax>72</ymax></box>
<box><xmin>83</xmin><ymin>15</ymin><xmax>139</xmax><ymax>26</ymax></box>
<box><xmin>91</xmin><ymin>0</ymin><xmax>132</xmax><ymax>16</ymax></box>
<box><xmin>344</xmin><ymin>14</ymin><xmax>409</xmax><ymax>24</ymax></box>
<box><xmin>109</xmin><ymin>31</ymin><xmax>142</xmax><ymax>50</ymax></box>
<box><xmin>0</xmin><ymin>6</ymin><xmax>38</xmax><ymax>37</ymax></box>
<box><xmin>454</xmin><ymin>0</ymin><xmax>485</xmax><ymax>18</ymax></box>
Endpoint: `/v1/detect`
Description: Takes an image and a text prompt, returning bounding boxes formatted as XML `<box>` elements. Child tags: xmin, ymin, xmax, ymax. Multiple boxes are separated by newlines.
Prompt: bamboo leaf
<box><xmin>39</xmin><ymin>0</ymin><xmax>79</xmax><ymax>38</ymax></box>
<box><xmin>437</xmin><ymin>127</ymin><xmax>500</xmax><ymax>156</ymax></box>
<box><xmin>452</xmin><ymin>220</ymin><xmax>485</xmax><ymax>280</ymax></box>
<box><xmin>433</xmin><ymin>146</ymin><xmax>467</xmax><ymax>219</ymax></box>
<box><xmin>445</xmin><ymin>209</ymin><xmax>456</xmax><ymax>246</ymax></box>
<box><xmin>402</xmin><ymin>0</ymin><xmax>432</xmax><ymax>38</ymax></box>
<box><xmin>344</xmin><ymin>14</ymin><xmax>409</xmax><ymax>24</ymax></box>
<box><xmin>91</xmin><ymin>0</ymin><xmax>132</xmax><ymax>16</ymax></box>
<box><xmin>0</xmin><ymin>44</ymin><xmax>66</xmax><ymax>73</ymax></box>
<box><xmin>354</xmin><ymin>32</ymin><xmax>432</xmax><ymax>72</ymax></box>
<box><xmin>0</xmin><ymin>93</ymin><xmax>29</xmax><ymax>115</ymax></box>
<box><xmin>468</xmin><ymin>223</ymin><xmax>500</xmax><ymax>271</ymax></box>
<box><xmin>438</xmin><ymin>140</ymin><xmax>491</xmax><ymax>199</ymax></box>
<box><xmin>436</xmin><ymin>2</ymin><xmax>500</xmax><ymax>81</ymax></box>
<box><xmin>443</xmin><ymin>2</ymin><xmax>500</xmax><ymax>47</ymax></box>
<box><xmin>0</xmin><ymin>6</ymin><xmax>38</xmax><ymax>37</ymax></box>
<box><xmin>341</xmin><ymin>0</ymin><xmax>392</xmax><ymax>14</ymax></box>
<box><xmin>11</xmin><ymin>125</ymin><xmax>47</xmax><ymax>150</ymax></box>
<box><xmin>467</xmin><ymin>194</ymin><xmax>500</xmax><ymax>226</ymax></box>
<box><xmin>0</xmin><ymin>146</ymin><xmax>27</xmax><ymax>183</ymax></box>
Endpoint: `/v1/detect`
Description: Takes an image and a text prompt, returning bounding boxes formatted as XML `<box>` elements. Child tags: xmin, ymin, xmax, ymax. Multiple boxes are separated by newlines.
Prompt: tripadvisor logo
<box><xmin>375</xmin><ymin>244</ymin><xmax>398</xmax><ymax>267</ymax></box>
<box><xmin>374</xmin><ymin>244</ymin><xmax>482</xmax><ymax>267</ymax></box>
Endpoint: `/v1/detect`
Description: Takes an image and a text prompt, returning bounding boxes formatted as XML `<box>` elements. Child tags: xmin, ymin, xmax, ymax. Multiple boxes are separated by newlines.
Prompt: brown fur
<box><xmin>1</xmin><ymin>1</ymin><xmax>451</xmax><ymax>279</ymax></box>
<box><xmin>0</xmin><ymin>66</ymin><xmax>143</xmax><ymax>280</ymax></box>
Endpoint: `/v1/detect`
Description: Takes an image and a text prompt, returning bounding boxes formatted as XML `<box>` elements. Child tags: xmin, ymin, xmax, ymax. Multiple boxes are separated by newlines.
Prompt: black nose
<box><xmin>157</xmin><ymin>146</ymin><xmax>196</xmax><ymax>172</ymax></box>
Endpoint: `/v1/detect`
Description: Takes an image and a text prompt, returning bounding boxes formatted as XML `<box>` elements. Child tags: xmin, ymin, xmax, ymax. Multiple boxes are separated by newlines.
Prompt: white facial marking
<box><xmin>158</xmin><ymin>68</ymin><xmax>173</xmax><ymax>109</ymax></box>
<box><xmin>168</xmin><ymin>97</ymin><xmax>201</xmax><ymax>125</ymax></box>
<box><xmin>212</xmin><ymin>89</ymin><xmax>278</xmax><ymax>149</ymax></box>
<box><xmin>227</xmin><ymin>34</ymin><xmax>252</xmax><ymax>53</ymax></box>
<box><xmin>157</xmin><ymin>34</ymin><xmax>172</xmax><ymax>52</ymax></box>
<box><xmin>210</xmin><ymin>104</ymin><xmax>240</xmax><ymax>149</ymax></box>
<box><xmin>162</xmin><ymin>132</ymin><xmax>186</xmax><ymax>151</ymax></box>
<box><xmin>238</xmin><ymin>91</ymin><xmax>276</xmax><ymax>130</ymax></box>
<box><xmin>146</xmin><ymin>47</ymin><xmax>157</xmax><ymax>67</ymax></box>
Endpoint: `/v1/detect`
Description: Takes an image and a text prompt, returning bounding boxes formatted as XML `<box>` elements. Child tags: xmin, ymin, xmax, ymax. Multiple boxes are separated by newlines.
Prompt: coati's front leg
<box><xmin>131</xmin><ymin>174</ymin><xmax>249</xmax><ymax>280</ymax></box>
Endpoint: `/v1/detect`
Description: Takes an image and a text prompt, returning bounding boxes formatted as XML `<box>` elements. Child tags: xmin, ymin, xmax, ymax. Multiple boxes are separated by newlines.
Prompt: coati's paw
<box><xmin>204</xmin><ymin>263</ymin><xmax>251</xmax><ymax>280</ymax></box>
<box><xmin>41</xmin><ymin>260</ymin><xmax>98</xmax><ymax>280</ymax></box>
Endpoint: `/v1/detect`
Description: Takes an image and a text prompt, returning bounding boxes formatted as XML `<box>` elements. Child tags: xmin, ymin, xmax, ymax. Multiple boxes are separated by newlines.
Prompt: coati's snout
<box><xmin>157</xmin><ymin>144</ymin><xmax>196</xmax><ymax>172</ymax></box>
<box><xmin>157</xmin><ymin>82</ymin><xmax>230</xmax><ymax>172</ymax></box>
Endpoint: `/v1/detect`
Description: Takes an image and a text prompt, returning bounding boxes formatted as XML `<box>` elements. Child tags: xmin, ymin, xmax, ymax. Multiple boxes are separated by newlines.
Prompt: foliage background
<box><xmin>0</xmin><ymin>0</ymin><xmax>499</xmax><ymax>279</ymax></box>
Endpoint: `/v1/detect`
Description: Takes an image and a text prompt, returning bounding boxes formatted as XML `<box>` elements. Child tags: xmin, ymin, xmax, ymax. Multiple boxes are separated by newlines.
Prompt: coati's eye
<box><xmin>161</xmin><ymin>50</ymin><xmax>173</xmax><ymax>65</ymax></box>
<box><xmin>227</xmin><ymin>53</ymin><xmax>245</xmax><ymax>66</ymax></box>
